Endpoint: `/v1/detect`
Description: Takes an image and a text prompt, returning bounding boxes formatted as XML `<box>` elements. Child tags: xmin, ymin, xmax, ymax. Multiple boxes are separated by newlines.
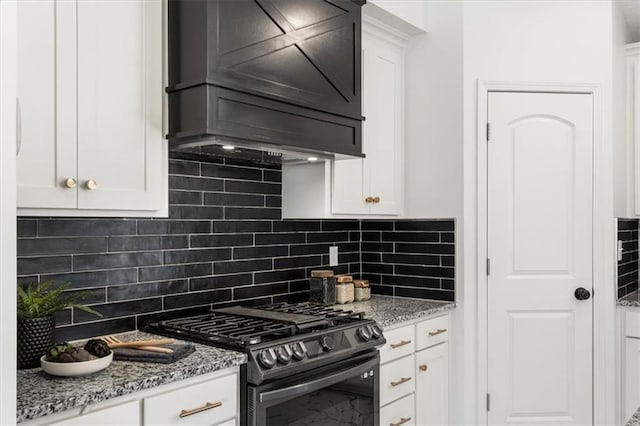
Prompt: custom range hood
<box><xmin>167</xmin><ymin>0</ymin><xmax>366</xmax><ymax>160</ymax></box>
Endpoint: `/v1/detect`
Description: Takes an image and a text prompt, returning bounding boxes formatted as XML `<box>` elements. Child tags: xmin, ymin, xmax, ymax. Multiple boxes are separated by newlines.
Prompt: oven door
<box><xmin>246</xmin><ymin>352</ymin><xmax>380</xmax><ymax>426</ymax></box>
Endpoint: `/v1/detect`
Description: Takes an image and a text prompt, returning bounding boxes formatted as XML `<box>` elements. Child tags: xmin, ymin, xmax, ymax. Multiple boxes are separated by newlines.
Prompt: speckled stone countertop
<box><xmin>627</xmin><ymin>407</ymin><xmax>640</xmax><ymax>426</ymax></box>
<box><xmin>619</xmin><ymin>290</ymin><xmax>640</xmax><ymax>307</ymax></box>
<box><xmin>16</xmin><ymin>330</ymin><xmax>246</xmax><ymax>423</ymax></box>
<box><xmin>343</xmin><ymin>295</ymin><xmax>455</xmax><ymax>328</ymax></box>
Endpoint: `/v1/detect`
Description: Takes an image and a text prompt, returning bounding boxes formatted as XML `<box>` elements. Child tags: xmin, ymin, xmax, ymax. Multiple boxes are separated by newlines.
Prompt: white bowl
<box><xmin>40</xmin><ymin>352</ymin><xmax>113</xmax><ymax>377</ymax></box>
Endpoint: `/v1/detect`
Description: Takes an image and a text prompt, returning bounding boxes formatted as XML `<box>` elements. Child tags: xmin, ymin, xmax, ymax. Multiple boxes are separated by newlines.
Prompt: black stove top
<box><xmin>146</xmin><ymin>302</ymin><xmax>385</xmax><ymax>385</ymax></box>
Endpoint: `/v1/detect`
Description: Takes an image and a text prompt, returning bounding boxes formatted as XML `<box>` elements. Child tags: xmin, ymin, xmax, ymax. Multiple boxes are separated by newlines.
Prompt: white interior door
<box><xmin>487</xmin><ymin>92</ymin><xmax>593</xmax><ymax>425</ymax></box>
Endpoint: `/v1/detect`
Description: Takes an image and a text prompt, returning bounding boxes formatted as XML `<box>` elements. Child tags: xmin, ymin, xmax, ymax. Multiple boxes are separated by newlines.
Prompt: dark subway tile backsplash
<box><xmin>17</xmin><ymin>152</ymin><xmax>456</xmax><ymax>340</ymax></box>
<box><xmin>618</xmin><ymin>218</ymin><xmax>639</xmax><ymax>299</ymax></box>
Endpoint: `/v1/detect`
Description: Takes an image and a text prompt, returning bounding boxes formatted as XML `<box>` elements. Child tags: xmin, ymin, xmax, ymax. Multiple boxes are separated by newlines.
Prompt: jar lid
<box><xmin>310</xmin><ymin>270</ymin><xmax>334</xmax><ymax>278</ymax></box>
<box><xmin>353</xmin><ymin>280</ymin><xmax>369</xmax><ymax>288</ymax></box>
<box><xmin>336</xmin><ymin>275</ymin><xmax>353</xmax><ymax>283</ymax></box>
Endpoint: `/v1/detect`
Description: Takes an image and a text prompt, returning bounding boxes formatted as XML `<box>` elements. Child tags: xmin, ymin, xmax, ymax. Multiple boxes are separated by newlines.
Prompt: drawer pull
<box><xmin>179</xmin><ymin>401</ymin><xmax>222</xmax><ymax>418</ymax></box>
<box><xmin>390</xmin><ymin>340</ymin><xmax>412</xmax><ymax>349</ymax></box>
<box><xmin>428</xmin><ymin>328</ymin><xmax>447</xmax><ymax>337</ymax></box>
<box><xmin>390</xmin><ymin>377</ymin><xmax>412</xmax><ymax>387</ymax></box>
<box><xmin>419</xmin><ymin>364</ymin><xmax>428</xmax><ymax>372</ymax></box>
<box><xmin>390</xmin><ymin>417</ymin><xmax>412</xmax><ymax>426</ymax></box>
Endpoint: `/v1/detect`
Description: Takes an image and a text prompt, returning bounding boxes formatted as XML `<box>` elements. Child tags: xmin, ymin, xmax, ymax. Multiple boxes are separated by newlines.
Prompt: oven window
<box><xmin>265</xmin><ymin>375</ymin><xmax>375</xmax><ymax>426</ymax></box>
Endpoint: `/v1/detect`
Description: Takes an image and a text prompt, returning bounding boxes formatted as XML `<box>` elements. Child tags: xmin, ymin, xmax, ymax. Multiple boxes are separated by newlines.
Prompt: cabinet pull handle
<box><xmin>64</xmin><ymin>178</ymin><xmax>77</xmax><ymax>189</ymax></box>
<box><xmin>390</xmin><ymin>417</ymin><xmax>412</xmax><ymax>426</ymax></box>
<box><xmin>428</xmin><ymin>328</ymin><xmax>447</xmax><ymax>336</ymax></box>
<box><xmin>390</xmin><ymin>377</ymin><xmax>412</xmax><ymax>387</ymax></box>
<box><xmin>372</xmin><ymin>196</ymin><xmax>380</xmax><ymax>203</ymax></box>
<box><xmin>365</xmin><ymin>196</ymin><xmax>374</xmax><ymax>203</ymax></box>
<box><xmin>419</xmin><ymin>364</ymin><xmax>428</xmax><ymax>372</ymax></box>
<box><xmin>179</xmin><ymin>401</ymin><xmax>222</xmax><ymax>418</ymax></box>
<box><xmin>85</xmin><ymin>179</ymin><xmax>98</xmax><ymax>190</ymax></box>
<box><xmin>390</xmin><ymin>340</ymin><xmax>412</xmax><ymax>349</ymax></box>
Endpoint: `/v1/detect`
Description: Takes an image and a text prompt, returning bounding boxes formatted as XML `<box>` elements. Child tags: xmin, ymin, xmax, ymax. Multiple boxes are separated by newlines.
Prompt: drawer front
<box><xmin>626</xmin><ymin>311</ymin><xmax>640</xmax><ymax>338</ymax></box>
<box><xmin>380</xmin><ymin>394</ymin><xmax>415</xmax><ymax>426</ymax></box>
<box><xmin>215</xmin><ymin>419</ymin><xmax>236</xmax><ymax>426</ymax></box>
<box><xmin>381</xmin><ymin>324</ymin><xmax>415</xmax><ymax>364</ymax></box>
<box><xmin>380</xmin><ymin>354</ymin><xmax>415</xmax><ymax>406</ymax></box>
<box><xmin>416</xmin><ymin>315</ymin><xmax>449</xmax><ymax>350</ymax></box>
<box><xmin>50</xmin><ymin>400</ymin><xmax>140</xmax><ymax>425</ymax></box>
<box><xmin>144</xmin><ymin>372</ymin><xmax>237</xmax><ymax>426</ymax></box>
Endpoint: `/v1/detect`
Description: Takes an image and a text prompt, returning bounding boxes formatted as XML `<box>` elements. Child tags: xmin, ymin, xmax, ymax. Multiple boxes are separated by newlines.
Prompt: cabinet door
<box><xmin>76</xmin><ymin>0</ymin><xmax>163</xmax><ymax>211</ymax></box>
<box><xmin>16</xmin><ymin>0</ymin><xmax>77</xmax><ymax>209</ymax></box>
<box><xmin>626</xmin><ymin>338</ymin><xmax>640</xmax><ymax>421</ymax></box>
<box><xmin>332</xmin><ymin>158</ymin><xmax>367</xmax><ymax>215</ymax></box>
<box><xmin>49</xmin><ymin>400</ymin><xmax>140</xmax><ymax>425</ymax></box>
<box><xmin>415</xmin><ymin>343</ymin><xmax>448</xmax><ymax>426</ymax></box>
<box><xmin>362</xmin><ymin>32</ymin><xmax>403</xmax><ymax>216</ymax></box>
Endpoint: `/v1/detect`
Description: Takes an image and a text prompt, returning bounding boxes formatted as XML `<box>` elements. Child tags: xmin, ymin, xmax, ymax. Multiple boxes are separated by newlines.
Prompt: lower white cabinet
<box><xmin>626</xmin><ymin>310</ymin><xmax>640</xmax><ymax>421</ymax></box>
<box><xmin>380</xmin><ymin>314</ymin><xmax>450</xmax><ymax>426</ymax></box>
<box><xmin>22</xmin><ymin>367</ymin><xmax>238</xmax><ymax>426</ymax></box>
<box><xmin>416</xmin><ymin>343</ymin><xmax>449</xmax><ymax>426</ymax></box>
<box><xmin>49</xmin><ymin>401</ymin><xmax>140</xmax><ymax>426</ymax></box>
<box><xmin>144</xmin><ymin>371</ymin><xmax>238</xmax><ymax>425</ymax></box>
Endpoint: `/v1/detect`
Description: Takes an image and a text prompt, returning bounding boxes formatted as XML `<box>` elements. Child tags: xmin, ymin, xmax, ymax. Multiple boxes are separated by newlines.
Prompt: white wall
<box><xmin>614</xmin><ymin>1</ymin><xmax>634</xmax><ymax>217</ymax></box>
<box><xmin>0</xmin><ymin>1</ymin><xmax>17</xmax><ymax>424</ymax></box>
<box><xmin>462</xmin><ymin>1</ymin><xmax>615</xmax><ymax>424</ymax></box>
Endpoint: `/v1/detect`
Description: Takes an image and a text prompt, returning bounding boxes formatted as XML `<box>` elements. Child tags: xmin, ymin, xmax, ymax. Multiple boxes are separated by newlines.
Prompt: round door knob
<box><xmin>372</xmin><ymin>196</ymin><xmax>380</xmax><ymax>203</ymax></box>
<box><xmin>86</xmin><ymin>179</ymin><xmax>97</xmax><ymax>190</ymax></box>
<box><xmin>320</xmin><ymin>335</ymin><xmax>334</xmax><ymax>352</ymax></box>
<box><xmin>419</xmin><ymin>364</ymin><xmax>428</xmax><ymax>372</ymax></box>
<box><xmin>365</xmin><ymin>196</ymin><xmax>374</xmax><ymax>204</ymax></box>
<box><xmin>574</xmin><ymin>287</ymin><xmax>591</xmax><ymax>301</ymax></box>
<box><xmin>64</xmin><ymin>177</ymin><xmax>77</xmax><ymax>189</ymax></box>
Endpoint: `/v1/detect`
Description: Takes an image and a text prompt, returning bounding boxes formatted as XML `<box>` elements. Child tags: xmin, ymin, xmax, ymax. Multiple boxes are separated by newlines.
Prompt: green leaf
<box><xmin>16</xmin><ymin>281</ymin><xmax>103</xmax><ymax>319</ymax></box>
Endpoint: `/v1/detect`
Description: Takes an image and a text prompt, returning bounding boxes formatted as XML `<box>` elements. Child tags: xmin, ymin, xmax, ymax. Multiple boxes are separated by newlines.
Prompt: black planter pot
<box><xmin>17</xmin><ymin>316</ymin><xmax>55</xmax><ymax>369</ymax></box>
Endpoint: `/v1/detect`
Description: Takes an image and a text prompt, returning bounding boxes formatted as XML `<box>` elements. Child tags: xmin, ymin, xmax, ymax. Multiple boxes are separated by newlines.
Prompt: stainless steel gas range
<box><xmin>146</xmin><ymin>303</ymin><xmax>386</xmax><ymax>426</ymax></box>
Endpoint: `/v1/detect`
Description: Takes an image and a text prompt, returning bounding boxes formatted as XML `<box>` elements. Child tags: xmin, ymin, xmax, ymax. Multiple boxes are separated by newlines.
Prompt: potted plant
<box><xmin>17</xmin><ymin>282</ymin><xmax>101</xmax><ymax>369</ymax></box>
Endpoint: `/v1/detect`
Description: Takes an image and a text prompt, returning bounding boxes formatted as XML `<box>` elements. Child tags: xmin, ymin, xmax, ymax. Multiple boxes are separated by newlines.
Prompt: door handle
<box><xmin>574</xmin><ymin>287</ymin><xmax>591</xmax><ymax>301</ymax></box>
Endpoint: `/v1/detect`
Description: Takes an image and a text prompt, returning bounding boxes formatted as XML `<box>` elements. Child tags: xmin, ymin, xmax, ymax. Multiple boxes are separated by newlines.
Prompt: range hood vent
<box><xmin>167</xmin><ymin>0</ymin><xmax>366</xmax><ymax>159</ymax></box>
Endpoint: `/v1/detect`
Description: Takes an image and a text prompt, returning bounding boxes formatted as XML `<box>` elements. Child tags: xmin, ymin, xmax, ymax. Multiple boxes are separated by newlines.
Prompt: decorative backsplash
<box><xmin>618</xmin><ymin>218</ymin><xmax>639</xmax><ymax>299</ymax></box>
<box><xmin>17</xmin><ymin>152</ymin><xmax>455</xmax><ymax>340</ymax></box>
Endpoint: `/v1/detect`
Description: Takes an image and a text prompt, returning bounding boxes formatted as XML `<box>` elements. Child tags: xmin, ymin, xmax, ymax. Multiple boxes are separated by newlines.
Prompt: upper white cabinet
<box><xmin>17</xmin><ymin>0</ymin><xmax>166</xmax><ymax>217</ymax></box>
<box><xmin>282</xmin><ymin>18</ymin><xmax>406</xmax><ymax>218</ymax></box>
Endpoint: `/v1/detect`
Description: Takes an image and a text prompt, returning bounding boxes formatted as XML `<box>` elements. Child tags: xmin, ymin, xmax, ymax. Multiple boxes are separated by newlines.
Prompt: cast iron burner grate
<box><xmin>154</xmin><ymin>302</ymin><xmax>364</xmax><ymax>347</ymax></box>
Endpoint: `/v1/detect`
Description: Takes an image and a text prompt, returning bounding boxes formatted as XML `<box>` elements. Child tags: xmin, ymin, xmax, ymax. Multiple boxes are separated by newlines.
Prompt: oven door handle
<box><xmin>259</xmin><ymin>356</ymin><xmax>379</xmax><ymax>403</ymax></box>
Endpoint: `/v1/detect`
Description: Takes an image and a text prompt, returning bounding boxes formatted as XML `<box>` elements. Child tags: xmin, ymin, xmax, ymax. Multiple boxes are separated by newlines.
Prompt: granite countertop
<box><xmin>628</xmin><ymin>407</ymin><xmax>640</xmax><ymax>426</ymax></box>
<box><xmin>16</xmin><ymin>330</ymin><xmax>246</xmax><ymax>423</ymax></box>
<box><xmin>619</xmin><ymin>290</ymin><xmax>640</xmax><ymax>308</ymax></box>
<box><xmin>343</xmin><ymin>295</ymin><xmax>455</xmax><ymax>328</ymax></box>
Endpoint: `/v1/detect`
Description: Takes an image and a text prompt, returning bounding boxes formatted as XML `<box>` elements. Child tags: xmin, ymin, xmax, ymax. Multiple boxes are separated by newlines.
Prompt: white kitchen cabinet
<box><xmin>48</xmin><ymin>401</ymin><xmax>140</xmax><ymax>426</ymax></box>
<box><xmin>380</xmin><ymin>313</ymin><xmax>450</xmax><ymax>426</ymax></box>
<box><xmin>22</xmin><ymin>367</ymin><xmax>239</xmax><ymax>426</ymax></box>
<box><xmin>16</xmin><ymin>0</ymin><xmax>167</xmax><ymax>217</ymax></box>
<box><xmin>415</xmin><ymin>343</ymin><xmax>449</xmax><ymax>426</ymax></box>
<box><xmin>282</xmin><ymin>16</ymin><xmax>405</xmax><ymax>218</ymax></box>
<box><xmin>626</xmin><ymin>338</ymin><xmax>640</xmax><ymax>422</ymax></box>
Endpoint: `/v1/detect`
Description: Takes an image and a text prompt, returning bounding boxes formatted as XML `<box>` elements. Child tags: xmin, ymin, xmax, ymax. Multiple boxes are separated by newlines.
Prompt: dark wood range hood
<box><xmin>167</xmin><ymin>0</ymin><xmax>366</xmax><ymax>158</ymax></box>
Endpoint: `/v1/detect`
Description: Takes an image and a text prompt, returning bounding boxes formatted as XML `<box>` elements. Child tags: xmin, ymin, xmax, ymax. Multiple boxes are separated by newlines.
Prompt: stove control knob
<box><xmin>370</xmin><ymin>324</ymin><xmax>383</xmax><ymax>339</ymax></box>
<box><xmin>358</xmin><ymin>326</ymin><xmax>371</xmax><ymax>342</ymax></box>
<box><xmin>291</xmin><ymin>342</ymin><xmax>307</xmax><ymax>360</ymax></box>
<box><xmin>276</xmin><ymin>345</ymin><xmax>292</xmax><ymax>364</ymax></box>
<box><xmin>258</xmin><ymin>349</ymin><xmax>276</xmax><ymax>369</ymax></box>
<box><xmin>320</xmin><ymin>335</ymin><xmax>334</xmax><ymax>352</ymax></box>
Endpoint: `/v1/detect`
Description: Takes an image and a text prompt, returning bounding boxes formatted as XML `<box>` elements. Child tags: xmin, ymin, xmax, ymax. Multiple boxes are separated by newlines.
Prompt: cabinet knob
<box><xmin>372</xmin><ymin>196</ymin><xmax>380</xmax><ymax>203</ymax></box>
<box><xmin>419</xmin><ymin>364</ymin><xmax>428</xmax><ymax>372</ymax></box>
<box><xmin>85</xmin><ymin>179</ymin><xmax>98</xmax><ymax>190</ymax></box>
<box><xmin>64</xmin><ymin>178</ymin><xmax>77</xmax><ymax>189</ymax></box>
<box><xmin>365</xmin><ymin>196</ymin><xmax>374</xmax><ymax>204</ymax></box>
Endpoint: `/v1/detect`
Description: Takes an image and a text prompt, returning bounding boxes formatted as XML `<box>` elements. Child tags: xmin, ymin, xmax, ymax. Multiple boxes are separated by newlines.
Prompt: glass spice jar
<box><xmin>353</xmin><ymin>280</ymin><xmax>371</xmax><ymax>301</ymax></box>
<box><xmin>309</xmin><ymin>270</ymin><xmax>336</xmax><ymax>305</ymax></box>
<box><xmin>335</xmin><ymin>275</ymin><xmax>354</xmax><ymax>304</ymax></box>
